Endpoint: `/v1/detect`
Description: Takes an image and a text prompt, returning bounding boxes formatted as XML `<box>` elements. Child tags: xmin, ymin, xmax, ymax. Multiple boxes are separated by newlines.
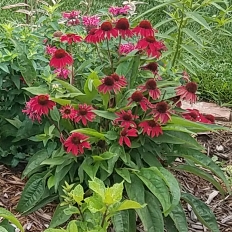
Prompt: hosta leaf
<box><xmin>173</xmin><ymin>165</ymin><xmax>225</xmax><ymax>195</ymax></box>
<box><xmin>186</xmin><ymin>12</ymin><xmax>211</xmax><ymax>31</ymax></box>
<box><xmin>169</xmin><ymin>204</ymin><xmax>188</xmax><ymax>232</ymax></box>
<box><xmin>181</xmin><ymin>193</ymin><xmax>219</xmax><ymax>232</ymax></box>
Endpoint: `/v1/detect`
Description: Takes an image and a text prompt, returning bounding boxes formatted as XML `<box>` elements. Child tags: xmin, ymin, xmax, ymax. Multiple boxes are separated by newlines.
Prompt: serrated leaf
<box><xmin>181</xmin><ymin>193</ymin><xmax>219</xmax><ymax>232</ymax></box>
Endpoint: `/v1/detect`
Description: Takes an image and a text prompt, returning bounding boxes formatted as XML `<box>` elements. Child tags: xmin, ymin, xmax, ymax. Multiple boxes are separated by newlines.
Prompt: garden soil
<box><xmin>0</xmin><ymin>122</ymin><xmax>232</xmax><ymax>232</ymax></box>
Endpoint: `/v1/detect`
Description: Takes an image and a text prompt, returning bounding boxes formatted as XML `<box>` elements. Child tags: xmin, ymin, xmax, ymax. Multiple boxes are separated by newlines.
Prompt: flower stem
<box><xmin>106</xmin><ymin>39</ymin><xmax>114</xmax><ymax>72</ymax></box>
<box><xmin>101</xmin><ymin>207</ymin><xmax>108</xmax><ymax>228</ymax></box>
<box><xmin>77</xmin><ymin>204</ymin><xmax>84</xmax><ymax>221</ymax></box>
<box><xmin>171</xmin><ymin>4</ymin><xmax>185</xmax><ymax>68</ymax></box>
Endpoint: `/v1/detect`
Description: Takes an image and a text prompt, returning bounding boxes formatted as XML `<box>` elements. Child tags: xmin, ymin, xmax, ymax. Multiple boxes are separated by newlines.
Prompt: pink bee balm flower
<box><xmin>109</xmin><ymin>5</ymin><xmax>130</xmax><ymax>16</ymax></box>
<box><xmin>136</xmin><ymin>36</ymin><xmax>166</xmax><ymax>58</ymax></box>
<box><xmin>49</xmin><ymin>49</ymin><xmax>73</xmax><ymax>68</ymax></box>
<box><xmin>95</xmin><ymin>21</ymin><xmax>118</xmax><ymax>41</ymax></box>
<box><xmin>139</xmin><ymin>79</ymin><xmax>161</xmax><ymax>100</ymax></box>
<box><xmin>119</xmin><ymin>128</ymin><xmax>138</xmax><ymax>147</ymax></box>
<box><xmin>82</xmin><ymin>15</ymin><xmax>100</xmax><ymax>29</ymax></box>
<box><xmin>133</xmin><ymin>20</ymin><xmax>156</xmax><ymax>37</ymax></box>
<box><xmin>54</xmin><ymin>68</ymin><xmax>70</xmax><ymax>79</ymax></box>
<box><xmin>98</xmin><ymin>75</ymin><xmax>121</xmax><ymax>94</ymax></box>
<box><xmin>60</xmin><ymin>33</ymin><xmax>82</xmax><ymax>45</ymax></box>
<box><xmin>175</xmin><ymin>82</ymin><xmax>198</xmax><ymax>104</ymax></box>
<box><xmin>64</xmin><ymin>132</ymin><xmax>91</xmax><ymax>156</ymax></box>
<box><xmin>74</xmin><ymin>104</ymin><xmax>96</xmax><ymax>126</ymax></box>
<box><xmin>114</xmin><ymin>110</ymin><xmax>138</xmax><ymax>128</ymax></box>
<box><xmin>85</xmin><ymin>28</ymin><xmax>100</xmax><ymax>44</ymax></box>
<box><xmin>22</xmin><ymin>95</ymin><xmax>55</xmax><ymax>122</ymax></box>
<box><xmin>45</xmin><ymin>45</ymin><xmax>57</xmax><ymax>56</ymax></box>
<box><xmin>62</xmin><ymin>10</ymin><xmax>80</xmax><ymax>26</ymax></box>
<box><xmin>128</xmin><ymin>91</ymin><xmax>150</xmax><ymax>112</ymax></box>
<box><xmin>115</xmin><ymin>18</ymin><xmax>133</xmax><ymax>38</ymax></box>
<box><xmin>110</xmin><ymin>73</ymin><xmax>127</xmax><ymax>88</ymax></box>
<box><xmin>60</xmin><ymin>105</ymin><xmax>76</xmax><ymax>120</ymax></box>
<box><xmin>119</xmin><ymin>43</ymin><xmax>135</xmax><ymax>55</ymax></box>
<box><xmin>139</xmin><ymin>120</ymin><xmax>163</xmax><ymax>138</ymax></box>
<box><xmin>151</xmin><ymin>101</ymin><xmax>171</xmax><ymax>124</ymax></box>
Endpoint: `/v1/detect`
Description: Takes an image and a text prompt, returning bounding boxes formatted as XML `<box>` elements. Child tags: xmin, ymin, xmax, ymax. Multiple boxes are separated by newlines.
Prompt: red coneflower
<box><xmin>74</xmin><ymin>104</ymin><xmax>96</xmax><ymax>126</ymax></box>
<box><xmin>115</xmin><ymin>18</ymin><xmax>133</xmax><ymax>38</ymax></box>
<box><xmin>95</xmin><ymin>21</ymin><xmax>118</xmax><ymax>41</ymax></box>
<box><xmin>110</xmin><ymin>73</ymin><xmax>127</xmax><ymax>88</ymax></box>
<box><xmin>182</xmin><ymin>109</ymin><xmax>200</xmax><ymax>122</ymax></box>
<box><xmin>203</xmin><ymin>114</ymin><xmax>215</xmax><ymax>124</ymax></box>
<box><xmin>139</xmin><ymin>79</ymin><xmax>161</xmax><ymax>100</ymax></box>
<box><xmin>128</xmin><ymin>91</ymin><xmax>150</xmax><ymax>111</ymax></box>
<box><xmin>152</xmin><ymin>101</ymin><xmax>171</xmax><ymax>124</ymax></box>
<box><xmin>136</xmin><ymin>36</ymin><xmax>165</xmax><ymax>58</ymax></box>
<box><xmin>98</xmin><ymin>76</ymin><xmax>121</xmax><ymax>94</ymax></box>
<box><xmin>85</xmin><ymin>28</ymin><xmax>100</xmax><ymax>44</ymax></box>
<box><xmin>139</xmin><ymin>120</ymin><xmax>163</xmax><ymax>138</ymax></box>
<box><xmin>133</xmin><ymin>20</ymin><xmax>156</xmax><ymax>37</ymax></box>
<box><xmin>49</xmin><ymin>49</ymin><xmax>73</xmax><ymax>68</ymax></box>
<box><xmin>60</xmin><ymin>105</ymin><xmax>76</xmax><ymax>120</ymax></box>
<box><xmin>64</xmin><ymin>132</ymin><xmax>91</xmax><ymax>156</ymax></box>
<box><xmin>22</xmin><ymin>101</ymin><xmax>42</xmax><ymax>123</ymax></box>
<box><xmin>176</xmin><ymin>82</ymin><xmax>198</xmax><ymax>104</ymax></box>
<box><xmin>60</xmin><ymin>33</ymin><xmax>82</xmax><ymax>45</ymax></box>
<box><xmin>114</xmin><ymin>110</ymin><xmax>138</xmax><ymax>128</ymax></box>
<box><xmin>141</xmin><ymin>62</ymin><xmax>158</xmax><ymax>74</ymax></box>
<box><xmin>171</xmin><ymin>96</ymin><xmax>182</xmax><ymax>108</ymax></box>
<box><xmin>119</xmin><ymin>128</ymin><xmax>138</xmax><ymax>147</ymax></box>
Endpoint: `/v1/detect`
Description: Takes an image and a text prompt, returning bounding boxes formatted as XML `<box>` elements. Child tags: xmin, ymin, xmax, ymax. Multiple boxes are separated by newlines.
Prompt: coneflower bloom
<box><xmin>110</xmin><ymin>73</ymin><xmax>127</xmax><ymax>88</ymax></box>
<box><xmin>60</xmin><ymin>105</ymin><xmax>76</xmax><ymax>120</ymax></box>
<box><xmin>128</xmin><ymin>91</ymin><xmax>150</xmax><ymax>111</ymax></box>
<box><xmin>95</xmin><ymin>21</ymin><xmax>118</xmax><ymax>41</ymax></box>
<box><xmin>182</xmin><ymin>109</ymin><xmax>200</xmax><ymax>122</ymax></box>
<box><xmin>151</xmin><ymin>101</ymin><xmax>171</xmax><ymax>124</ymax></box>
<box><xmin>176</xmin><ymin>82</ymin><xmax>198</xmax><ymax>104</ymax></box>
<box><xmin>139</xmin><ymin>120</ymin><xmax>163</xmax><ymax>138</ymax></box>
<box><xmin>23</xmin><ymin>94</ymin><xmax>55</xmax><ymax>119</ymax></box>
<box><xmin>203</xmin><ymin>114</ymin><xmax>215</xmax><ymax>124</ymax></box>
<box><xmin>84</xmin><ymin>28</ymin><xmax>100</xmax><ymax>44</ymax></box>
<box><xmin>82</xmin><ymin>15</ymin><xmax>100</xmax><ymax>30</ymax></box>
<box><xmin>74</xmin><ymin>104</ymin><xmax>96</xmax><ymax>126</ymax></box>
<box><xmin>60</xmin><ymin>33</ymin><xmax>82</xmax><ymax>45</ymax></box>
<box><xmin>141</xmin><ymin>62</ymin><xmax>158</xmax><ymax>75</ymax></box>
<box><xmin>133</xmin><ymin>20</ymin><xmax>156</xmax><ymax>37</ymax></box>
<box><xmin>109</xmin><ymin>5</ymin><xmax>131</xmax><ymax>16</ymax></box>
<box><xmin>98</xmin><ymin>76</ymin><xmax>121</xmax><ymax>94</ymax></box>
<box><xmin>45</xmin><ymin>45</ymin><xmax>57</xmax><ymax>56</ymax></box>
<box><xmin>139</xmin><ymin>79</ymin><xmax>161</xmax><ymax>100</ymax></box>
<box><xmin>114</xmin><ymin>110</ymin><xmax>138</xmax><ymax>128</ymax></box>
<box><xmin>115</xmin><ymin>18</ymin><xmax>133</xmax><ymax>38</ymax></box>
<box><xmin>22</xmin><ymin>101</ymin><xmax>42</xmax><ymax>122</ymax></box>
<box><xmin>49</xmin><ymin>49</ymin><xmax>73</xmax><ymax>68</ymax></box>
<box><xmin>119</xmin><ymin>128</ymin><xmax>138</xmax><ymax>147</ymax></box>
<box><xmin>64</xmin><ymin>132</ymin><xmax>91</xmax><ymax>156</ymax></box>
<box><xmin>119</xmin><ymin>43</ymin><xmax>136</xmax><ymax>55</ymax></box>
<box><xmin>136</xmin><ymin>36</ymin><xmax>166</xmax><ymax>58</ymax></box>
<box><xmin>54</xmin><ymin>68</ymin><xmax>70</xmax><ymax>79</ymax></box>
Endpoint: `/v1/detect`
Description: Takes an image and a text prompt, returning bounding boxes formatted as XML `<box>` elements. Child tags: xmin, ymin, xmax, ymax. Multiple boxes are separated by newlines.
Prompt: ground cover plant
<box><xmin>0</xmin><ymin>0</ymin><xmax>231</xmax><ymax>231</ymax></box>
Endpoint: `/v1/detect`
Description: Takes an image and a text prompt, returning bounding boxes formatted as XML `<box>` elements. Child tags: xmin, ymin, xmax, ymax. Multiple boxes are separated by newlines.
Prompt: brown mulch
<box><xmin>0</xmin><ymin>122</ymin><xmax>232</xmax><ymax>232</ymax></box>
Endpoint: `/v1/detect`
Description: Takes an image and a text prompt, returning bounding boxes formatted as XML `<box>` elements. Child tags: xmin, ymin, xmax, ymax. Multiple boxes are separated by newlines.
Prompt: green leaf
<box><xmin>71</xmin><ymin>128</ymin><xmax>105</xmax><ymax>140</ymax></box>
<box><xmin>116</xmin><ymin>200</ymin><xmax>143</xmax><ymax>211</ymax></box>
<box><xmin>73</xmin><ymin>185</ymin><xmax>84</xmax><ymax>204</ymax></box>
<box><xmin>44</xmin><ymin>229</ymin><xmax>65</xmax><ymax>232</ymax></box>
<box><xmin>5</xmin><ymin>118</ymin><xmax>22</xmax><ymax>129</ymax></box>
<box><xmin>186</xmin><ymin>12</ymin><xmax>211</xmax><ymax>31</ymax></box>
<box><xmin>112</xmin><ymin>210</ymin><xmax>136</xmax><ymax>232</ymax></box>
<box><xmin>49</xmin><ymin>205</ymin><xmax>71</xmax><ymax>228</ymax></box>
<box><xmin>115</xmin><ymin>169</ymin><xmax>131</xmax><ymax>183</ymax></box>
<box><xmin>22</xmin><ymin>149</ymin><xmax>50</xmax><ymax>178</ymax></box>
<box><xmin>129</xmin><ymin>55</ymin><xmax>140</xmax><ymax>87</ymax></box>
<box><xmin>173</xmin><ymin>165</ymin><xmax>225</xmax><ymax>194</ymax></box>
<box><xmin>50</xmin><ymin>106</ymin><xmax>60</xmax><ymax>123</ymax></box>
<box><xmin>67</xmin><ymin>220</ymin><xmax>79</xmax><ymax>232</ymax></box>
<box><xmin>41</xmin><ymin>157</ymin><xmax>67</xmax><ymax>166</ymax></box>
<box><xmin>169</xmin><ymin>204</ymin><xmax>188</xmax><ymax>232</ymax></box>
<box><xmin>17</xmin><ymin>54</ymin><xmax>36</xmax><ymax>86</ymax></box>
<box><xmin>104</xmin><ymin>182</ymin><xmax>124</xmax><ymax>204</ymax></box>
<box><xmin>162</xmin><ymin>124</ymin><xmax>195</xmax><ymax>134</ymax></box>
<box><xmin>0</xmin><ymin>207</ymin><xmax>24</xmax><ymax>232</ymax></box>
<box><xmin>93</xmin><ymin>110</ymin><xmax>116</xmax><ymax>120</ymax></box>
<box><xmin>181</xmin><ymin>193</ymin><xmax>219</xmax><ymax>232</ymax></box>
<box><xmin>0</xmin><ymin>63</ymin><xmax>9</xmax><ymax>73</ymax></box>
<box><xmin>164</xmin><ymin>216</ymin><xmax>178</xmax><ymax>232</ymax></box>
<box><xmin>178</xmin><ymin>59</ymin><xmax>197</xmax><ymax>75</ymax></box>
<box><xmin>92</xmin><ymin>152</ymin><xmax>116</xmax><ymax>161</ymax></box>
<box><xmin>182</xmin><ymin>28</ymin><xmax>203</xmax><ymax>46</ymax></box>
<box><xmin>89</xmin><ymin>178</ymin><xmax>105</xmax><ymax>199</ymax></box>
<box><xmin>55</xmin><ymin>79</ymin><xmax>83</xmax><ymax>93</ymax></box>
<box><xmin>16</xmin><ymin>173</ymin><xmax>46</xmax><ymax>213</ymax></box>
<box><xmin>23</xmin><ymin>86</ymin><xmax>49</xmax><ymax>95</ymax></box>
<box><xmin>84</xmin><ymin>72</ymin><xmax>100</xmax><ymax>101</ymax></box>
<box><xmin>181</xmin><ymin>44</ymin><xmax>204</xmax><ymax>62</ymax></box>
<box><xmin>0</xmin><ymin>227</ymin><xmax>8</xmax><ymax>232</ymax></box>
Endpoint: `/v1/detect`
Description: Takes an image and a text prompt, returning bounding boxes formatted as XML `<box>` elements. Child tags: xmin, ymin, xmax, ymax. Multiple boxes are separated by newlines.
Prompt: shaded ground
<box><xmin>0</xmin><ymin>122</ymin><xmax>232</xmax><ymax>231</ymax></box>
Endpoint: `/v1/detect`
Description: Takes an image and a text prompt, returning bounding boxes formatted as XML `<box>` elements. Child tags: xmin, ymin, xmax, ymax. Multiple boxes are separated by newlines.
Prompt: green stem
<box><xmin>77</xmin><ymin>204</ymin><xmax>84</xmax><ymax>221</ymax></box>
<box><xmin>171</xmin><ymin>4</ymin><xmax>185</xmax><ymax>68</ymax></box>
<box><xmin>106</xmin><ymin>39</ymin><xmax>114</xmax><ymax>72</ymax></box>
<box><xmin>101</xmin><ymin>207</ymin><xmax>108</xmax><ymax>228</ymax></box>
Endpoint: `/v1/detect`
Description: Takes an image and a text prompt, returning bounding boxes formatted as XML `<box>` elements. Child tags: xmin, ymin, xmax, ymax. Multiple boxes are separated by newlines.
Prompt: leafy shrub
<box><xmin>3</xmin><ymin>2</ymin><xmax>228</xmax><ymax>232</ymax></box>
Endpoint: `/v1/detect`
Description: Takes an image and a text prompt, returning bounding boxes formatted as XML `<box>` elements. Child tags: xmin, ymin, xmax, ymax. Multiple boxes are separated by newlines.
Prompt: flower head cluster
<box><xmin>182</xmin><ymin>109</ymin><xmax>215</xmax><ymax>124</ymax></box>
<box><xmin>109</xmin><ymin>5</ymin><xmax>131</xmax><ymax>16</ymax></box>
<box><xmin>82</xmin><ymin>15</ymin><xmax>100</xmax><ymax>31</ymax></box>
<box><xmin>62</xmin><ymin>10</ymin><xmax>80</xmax><ymax>26</ymax></box>
<box><xmin>60</xmin><ymin>33</ymin><xmax>82</xmax><ymax>44</ymax></box>
<box><xmin>54</xmin><ymin>68</ymin><xmax>70</xmax><ymax>79</ymax></box>
<box><xmin>119</xmin><ymin>43</ymin><xmax>136</xmax><ymax>55</ymax></box>
<box><xmin>50</xmin><ymin>49</ymin><xmax>73</xmax><ymax>68</ymax></box>
<box><xmin>45</xmin><ymin>45</ymin><xmax>57</xmax><ymax>56</ymax></box>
